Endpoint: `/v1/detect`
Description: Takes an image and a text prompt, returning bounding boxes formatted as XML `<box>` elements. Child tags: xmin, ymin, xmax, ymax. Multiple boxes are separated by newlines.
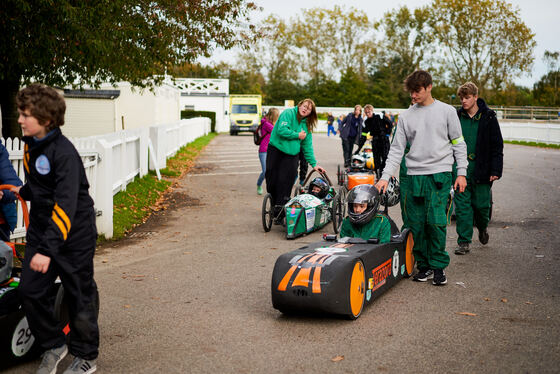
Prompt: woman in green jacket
<box><xmin>265</xmin><ymin>98</ymin><xmax>326</xmax><ymax>220</ymax></box>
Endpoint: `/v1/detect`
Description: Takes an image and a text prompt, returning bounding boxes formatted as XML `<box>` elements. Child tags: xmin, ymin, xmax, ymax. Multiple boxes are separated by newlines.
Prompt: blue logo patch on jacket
<box><xmin>35</xmin><ymin>155</ymin><xmax>51</xmax><ymax>175</ymax></box>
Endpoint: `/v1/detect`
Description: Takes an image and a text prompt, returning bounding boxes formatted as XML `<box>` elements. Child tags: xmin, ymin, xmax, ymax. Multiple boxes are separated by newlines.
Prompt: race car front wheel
<box><xmin>332</xmin><ymin>194</ymin><xmax>343</xmax><ymax>234</ymax></box>
<box><xmin>403</xmin><ymin>229</ymin><xmax>415</xmax><ymax>278</ymax></box>
<box><xmin>347</xmin><ymin>260</ymin><xmax>366</xmax><ymax>320</ymax></box>
<box><xmin>262</xmin><ymin>193</ymin><xmax>273</xmax><ymax>232</ymax></box>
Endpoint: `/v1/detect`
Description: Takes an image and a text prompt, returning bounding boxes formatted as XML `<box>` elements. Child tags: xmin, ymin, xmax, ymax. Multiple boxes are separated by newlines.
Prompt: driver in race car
<box><xmin>308</xmin><ymin>177</ymin><xmax>334</xmax><ymax>201</ymax></box>
<box><xmin>339</xmin><ymin>184</ymin><xmax>391</xmax><ymax>243</ymax></box>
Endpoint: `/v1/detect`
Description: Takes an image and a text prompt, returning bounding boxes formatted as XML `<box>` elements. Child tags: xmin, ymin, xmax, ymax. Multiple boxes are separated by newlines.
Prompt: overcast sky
<box><xmin>200</xmin><ymin>0</ymin><xmax>559</xmax><ymax>88</ymax></box>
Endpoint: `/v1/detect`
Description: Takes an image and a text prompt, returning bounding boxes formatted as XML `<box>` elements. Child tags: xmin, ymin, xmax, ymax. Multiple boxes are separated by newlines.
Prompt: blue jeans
<box><xmin>327</xmin><ymin>125</ymin><xmax>336</xmax><ymax>136</ymax></box>
<box><xmin>257</xmin><ymin>152</ymin><xmax>267</xmax><ymax>186</ymax></box>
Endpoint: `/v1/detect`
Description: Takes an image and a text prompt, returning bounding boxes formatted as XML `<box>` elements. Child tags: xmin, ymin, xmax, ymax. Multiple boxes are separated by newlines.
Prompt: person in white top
<box><xmin>375</xmin><ymin>70</ymin><xmax>467</xmax><ymax>286</ymax></box>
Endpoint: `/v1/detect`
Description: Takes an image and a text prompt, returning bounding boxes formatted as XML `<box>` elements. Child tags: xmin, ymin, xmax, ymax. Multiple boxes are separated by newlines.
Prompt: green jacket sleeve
<box><xmin>300</xmin><ymin>130</ymin><xmax>317</xmax><ymax>167</ymax></box>
<box><xmin>275</xmin><ymin>110</ymin><xmax>300</xmax><ymax>140</ymax></box>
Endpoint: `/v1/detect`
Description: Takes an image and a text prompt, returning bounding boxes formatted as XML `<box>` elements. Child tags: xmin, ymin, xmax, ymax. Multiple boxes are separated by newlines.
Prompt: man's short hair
<box><xmin>363</xmin><ymin>104</ymin><xmax>374</xmax><ymax>111</ymax></box>
<box><xmin>404</xmin><ymin>70</ymin><xmax>432</xmax><ymax>92</ymax></box>
<box><xmin>457</xmin><ymin>82</ymin><xmax>479</xmax><ymax>98</ymax></box>
<box><xmin>16</xmin><ymin>83</ymin><xmax>66</xmax><ymax>130</ymax></box>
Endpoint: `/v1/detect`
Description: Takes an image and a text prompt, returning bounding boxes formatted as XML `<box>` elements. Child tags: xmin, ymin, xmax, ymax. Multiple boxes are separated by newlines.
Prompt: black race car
<box><xmin>271</xmin><ymin>214</ymin><xmax>414</xmax><ymax>319</ymax></box>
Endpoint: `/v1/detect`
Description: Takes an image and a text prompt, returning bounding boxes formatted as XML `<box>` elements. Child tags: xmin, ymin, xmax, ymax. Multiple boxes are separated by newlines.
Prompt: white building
<box><xmin>63</xmin><ymin>82</ymin><xmax>181</xmax><ymax>138</ymax></box>
<box><xmin>170</xmin><ymin>78</ymin><xmax>230</xmax><ymax>133</ymax></box>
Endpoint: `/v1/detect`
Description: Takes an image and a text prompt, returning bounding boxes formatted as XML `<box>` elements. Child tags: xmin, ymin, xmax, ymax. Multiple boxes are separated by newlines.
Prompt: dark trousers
<box><xmin>19</xmin><ymin>239</ymin><xmax>99</xmax><ymax>359</ymax></box>
<box><xmin>371</xmin><ymin>136</ymin><xmax>389</xmax><ymax>176</ymax></box>
<box><xmin>342</xmin><ymin>136</ymin><xmax>356</xmax><ymax>167</ymax></box>
<box><xmin>298</xmin><ymin>150</ymin><xmax>308</xmax><ymax>184</ymax></box>
<box><xmin>266</xmin><ymin>145</ymin><xmax>299</xmax><ymax>210</ymax></box>
<box><xmin>0</xmin><ymin>223</ymin><xmax>10</xmax><ymax>242</ymax></box>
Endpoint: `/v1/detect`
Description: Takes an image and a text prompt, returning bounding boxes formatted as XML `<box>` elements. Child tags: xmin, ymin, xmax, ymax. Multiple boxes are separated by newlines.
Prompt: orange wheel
<box><xmin>348</xmin><ymin>260</ymin><xmax>366</xmax><ymax>319</ymax></box>
<box><xmin>404</xmin><ymin>230</ymin><xmax>415</xmax><ymax>277</ymax></box>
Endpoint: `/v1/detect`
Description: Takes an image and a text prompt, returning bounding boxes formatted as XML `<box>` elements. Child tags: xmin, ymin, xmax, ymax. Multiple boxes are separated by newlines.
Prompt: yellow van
<box><xmin>229</xmin><ymin>95</ymin><xmax>262</xmax><ymax>135</ymax></box>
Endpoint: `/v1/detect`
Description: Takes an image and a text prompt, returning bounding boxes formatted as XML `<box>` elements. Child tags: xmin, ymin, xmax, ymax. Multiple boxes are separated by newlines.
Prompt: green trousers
<box><xmin>454</xmin><ymin>178</ymin><xmax>491</xmax><ymax>244</ymax></box>
<box><xmin>407</xmin><ymin>173</ymin><xmax>451</xmax><ymax>270</ymax></box>
<box><xmin>399</xmin><ymin>154</ymin><xmax>410</xmax><ymax>229</ymax></box>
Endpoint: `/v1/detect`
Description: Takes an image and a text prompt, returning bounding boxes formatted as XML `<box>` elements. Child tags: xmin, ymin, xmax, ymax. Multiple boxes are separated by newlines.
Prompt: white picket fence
<box><xmin>4</xmin><ymin>117</ymin><xmax>210</xmax><ymax>240</ymax></box>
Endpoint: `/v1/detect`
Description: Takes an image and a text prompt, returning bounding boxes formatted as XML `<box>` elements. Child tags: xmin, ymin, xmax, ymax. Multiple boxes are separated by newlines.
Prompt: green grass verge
<box><xmin>504</xmin><ymin>140</ymin><xmax>560</xmax><ymax>149</ymax></box>
<box><xmin>105</xmin><ymin>132</ymin><xmax>217</xmax><ymax>242</ymax></box>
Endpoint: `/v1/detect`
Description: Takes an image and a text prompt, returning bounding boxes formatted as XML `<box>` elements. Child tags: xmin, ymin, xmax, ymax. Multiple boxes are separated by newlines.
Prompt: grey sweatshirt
<box><xmin>381</xmin><ymin>99</ymin><xmax>468</xmax><ymax>180</ymax></box>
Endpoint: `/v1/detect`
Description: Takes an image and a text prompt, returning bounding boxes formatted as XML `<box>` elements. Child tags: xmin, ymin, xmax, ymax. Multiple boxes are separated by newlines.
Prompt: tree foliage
<box><xmin>428</xmin><ymin>0</ymin><xmax>536</xmax><ymax>92</ymax></box>
<box><xmin>534</xmin><ymin>50</ymin><xmax>560</xmax><ymax>106</ymax></box>
<box><xmin>371</xmin><ymin>6</ymin><xmax>433</xmax><ymax>107</ymax></box>
<box><xmin>0</xmin><ymin>0</ymin><xmax>258</xmax><ymax>137</ymax></box>
<box><xmin>173</xmin><ymin>2</ymin><xmax>545</xmax><ymax>110</ymax></box>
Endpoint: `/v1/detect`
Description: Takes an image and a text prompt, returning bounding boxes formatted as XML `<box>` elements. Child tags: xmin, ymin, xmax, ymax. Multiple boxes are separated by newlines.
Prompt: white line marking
<box><xmin>197</xmin><ymin>159</ymin><xmax>261</xmax><ymax>163</ymax></box>
<box><xmin>188</xmin><ymin>171</ymin><xmax>261</xmax><ymax>177</ymax></box>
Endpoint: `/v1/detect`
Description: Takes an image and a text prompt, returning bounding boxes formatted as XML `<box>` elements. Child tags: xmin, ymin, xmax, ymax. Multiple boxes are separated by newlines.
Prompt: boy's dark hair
<box><xmin>404</xmin><ymin>70</ymin><xmax>433</xmax><ymax>92</ymax></box>
<box><xmin>16</xmin><ymin>83</ymin><xmax>66</xmax><ymax>131</ymax></box>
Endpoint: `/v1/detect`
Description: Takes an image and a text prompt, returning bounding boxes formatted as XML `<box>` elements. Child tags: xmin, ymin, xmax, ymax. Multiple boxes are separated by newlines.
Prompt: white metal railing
<box><xmin>171</xmin><ymin>78</ymin><xmax>229</xmax><ymax>96</ymax></box>
<box><xmin>3</xmin><ymin>117</ymin><xmax>211</xmax><ymax>239</ymax></box>
<box><xmin>499</xmin><ymin>121</ymin><xmax>560</xmax><ymax>144</ymax></box>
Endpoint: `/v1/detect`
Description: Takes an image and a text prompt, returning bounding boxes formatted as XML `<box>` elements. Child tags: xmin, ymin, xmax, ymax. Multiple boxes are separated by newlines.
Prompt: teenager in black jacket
<box><xmin>356</xmin><ymin>104</ymin><xmax>393</xmax><ymax>176</ymax></box>
<box><xmin>454</xmin><ymin>82</ymin><xmax>503</xmax><ymax>255</ymax></box>
<box><xmin>14</xmin><ymin>84</ymin><xmax>99</xmax><ymax>373</ymax></box>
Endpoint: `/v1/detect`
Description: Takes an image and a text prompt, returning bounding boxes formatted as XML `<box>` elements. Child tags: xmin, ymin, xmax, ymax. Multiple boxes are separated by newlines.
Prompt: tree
<box><xmin>291</xmin><ymin>8</ymin><xmax>334</xmax><ymax>83</ymax></box>
<box><xmin>0</xmin><ymin>0</ymin><xmax>258</xmax><ymax>137</ymax></box>
<box><xmin>427</xmin><ymin>0</ymin><xmax>535</xmax><ymax>93</ymax></box>
<box><xmin>233</xmin><ymin>14</ymin><xmax>299</xmax><ymax>102</ymax></box>
<box><xmin>327</xmin><ymin>6</ymin><xmax>374</xmax><ymax>77</ymax></box>
<box><xmin>372</xmin><ymin>6</ymin><xmax>433</xmax><ymax>107</ymax></box>
<box><xmin>534</xmin><ymin>50</ymin><xmax>560</xmax><ymax>106</ymax></box>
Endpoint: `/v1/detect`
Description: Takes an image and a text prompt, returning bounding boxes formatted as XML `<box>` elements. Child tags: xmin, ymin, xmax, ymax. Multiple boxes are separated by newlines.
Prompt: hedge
<box><xmin>181</xmin><ymin>110</ymin><xmax>216</xmax><ymax>132</ymax></box>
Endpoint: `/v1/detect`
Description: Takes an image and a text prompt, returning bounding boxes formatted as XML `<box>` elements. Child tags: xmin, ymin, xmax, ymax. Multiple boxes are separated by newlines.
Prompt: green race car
<box><xmin>262</xmin><ymin>171</ymin><xmax>344</xmax><ymax>239</ymax></box>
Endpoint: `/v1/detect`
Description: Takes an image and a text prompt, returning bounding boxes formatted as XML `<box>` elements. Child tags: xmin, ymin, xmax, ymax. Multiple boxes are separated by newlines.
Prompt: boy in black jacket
<box><xmin>356</xmin><ymin>104</ymin><xmax>393</xmax><ymax>177</ymax></box>
<box><xmin>454</xmin><ymin>82</ymin><xmax>503</xmax><ymax>255</ymax></box>
<box><xmin>14</xmin><ymin>84</ymin><xmax>99</xmax><ymax>374</ymax></box>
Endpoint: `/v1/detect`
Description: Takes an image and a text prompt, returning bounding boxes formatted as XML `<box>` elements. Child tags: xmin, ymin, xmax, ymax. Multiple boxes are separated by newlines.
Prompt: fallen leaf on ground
<box><xmin>331</xmin><ymin>355</ymin><xmax>344</xmax><ymax>362</ymax></box>
<box><xmin>456</xmin><ymin>312</ymin><xmax>477</xmax><ymax>316</ymax></box>
<box><xmin>102</xmin><ymin>260</ymin><xmax>108</xmax><ymax>263</ymax></box>
<box><xmin>483</xmin><ymin>298</ymin><xmax>490</xmax><ymax>301</ymax></box>
<box><xmin>501</xmin><ymin>298</ymin><xmax>508</xmax><ymax>303</ymax></box>
<box><xmin>525</xmin><ymin>301</ymin><xmax>533</xmax><ymax>305</ymax></box>
<box><xmin>123</xmin><ymin>305</ymin><xmax>131</xmax><ymax>308</ymax></box>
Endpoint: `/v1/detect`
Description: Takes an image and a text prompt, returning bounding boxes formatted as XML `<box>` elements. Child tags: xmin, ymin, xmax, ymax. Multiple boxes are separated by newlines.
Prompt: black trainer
<box><xmin>413</xmin><ymin>269</ymin><xmax>434</xmax><ymax>282</ymax></box>
<box><xmin>432</xmin><ymin>269</ymin><xmax>447</xmax><ymax>286</ymax></box>
<box><xmin>479</xmin><ymin>228</ymin><xmax>489</xmax><ymax>245</ymax></box>
<box><xmin>454</xmin><ymin>242</ymin><xmax>470</xmax><ymax>255</ymax></box>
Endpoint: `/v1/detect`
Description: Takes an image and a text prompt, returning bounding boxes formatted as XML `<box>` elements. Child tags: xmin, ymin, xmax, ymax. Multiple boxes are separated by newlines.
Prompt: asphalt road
<box><xmin>7</xmin><ymin>133</ymin><xmax>560</xmax><ymax>373</ymax></box>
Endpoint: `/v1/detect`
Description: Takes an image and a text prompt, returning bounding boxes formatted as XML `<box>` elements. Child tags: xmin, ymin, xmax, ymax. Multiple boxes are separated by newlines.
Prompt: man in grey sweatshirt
<box><xmin>375</xmin><ymin>70</ymin><xmax>468</xmax><ymax>286</ymax></box>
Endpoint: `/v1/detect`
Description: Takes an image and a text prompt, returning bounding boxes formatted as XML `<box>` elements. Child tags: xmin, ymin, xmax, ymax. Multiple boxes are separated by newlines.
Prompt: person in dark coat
<box><xmin>0</xmin><ymin>143</ymin><xmax>23</xmax><ymax>241</ymax></box>
<box><xmin>355</xmin><ymin>104</ymin><xmax>393</xmax><ymax>177</ymax></box>
<box><xmin>339</xmin><ymin>105</ymin><xmax>363</xmax><ymax>167</ymax></box>
<box><xmin>453</xmin><ymin>82</ymin><xmax>503</xmax><ymax>255</ymax></box>
<box><xmin>14</xmin><ymin>83</ymin><xmax>100</xmax><ymax>373</ymax></box>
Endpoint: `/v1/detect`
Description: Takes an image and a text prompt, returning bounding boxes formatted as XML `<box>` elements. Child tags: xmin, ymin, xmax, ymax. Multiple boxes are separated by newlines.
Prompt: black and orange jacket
<box><xmin>20</xmin><ymin>128</ymin><xmax>96</xmax><ymax>257</ymax></box>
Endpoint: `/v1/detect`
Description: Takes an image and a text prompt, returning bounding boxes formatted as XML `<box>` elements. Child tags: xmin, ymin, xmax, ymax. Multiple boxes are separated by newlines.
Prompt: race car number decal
<box><xmin>392</xmin><ymin>250</ymin><xmax>399</xmax><ymax>278</ymax></box>
<box><xmin>371</xmin><ymin>258</ymin><xmax>392</xmax><ymax>292</ymax></box>
<box><xmin>305</xmin><ymin>209</ymin><xmax>315</xmax><ymax>232</ymax></box>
